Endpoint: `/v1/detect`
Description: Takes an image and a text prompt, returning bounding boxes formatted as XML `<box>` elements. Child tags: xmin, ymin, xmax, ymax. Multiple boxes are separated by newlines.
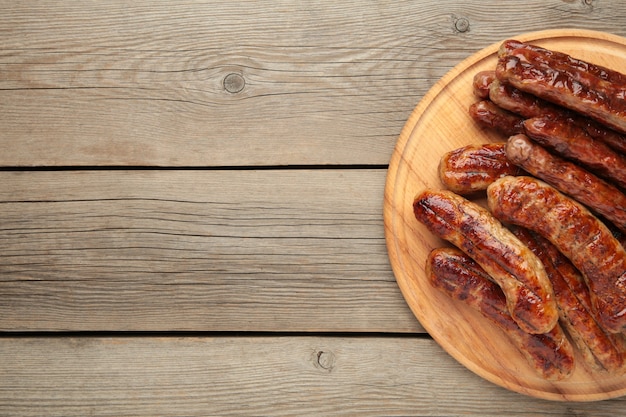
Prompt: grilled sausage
<box><xmin>488</xmin><ymin>79</ymin><xmax>626</xmax><ymax>154</ymax></box>
<box><xmin>468</xmin><ymin>100</ymin><xmax>525</xmax><ymax>137</ymax></box>
<box><xmin>511</xmin><ymin>227</ymin><xmax>626</xmax><ymax>373</ymax></box>
<box><xmin>413</xmin><ymin>189</ymin><xmax>558</xmax><ymax>334</ymax></box>
<box><xmin>505</xmin><ymin>134</ymin><xmax>626</xmax><ymax>233</ymax></box>
<box><xmin>473</xmin><ymin>70</ymin><xmax>497</xmax><ymax>99</ymax></box>
<box><xmin>489</xmin><ymin>79</ymin><xmax>562</xmax><ymax>119</ymax></box>
<box><xmin>427</xmin><ymin>247</ymin><xmax>575</xmax><ymax>380</ymax></box>
<box><xmin>524</xmin><ymin>116</ymin><xmax>626</xmax><ymax>190</ymax></box>
<box><xmin>499</xmin><ymin>39</ymin><xmax>626</xmax><ymax>87</ymax></box>
<box><xmin>439</xmin><ymin>142</ymin><xmax>524</xmax><ymax>194</ymax></box>
<box><xmin>487</xmin><ymin>176</ymin><xmax>626</xmax><ymax>334</ymax></box>
<box><xmin>496</xmin><ymin>42</ymin><xmax>626</xmax><ymax>134</ymax></box>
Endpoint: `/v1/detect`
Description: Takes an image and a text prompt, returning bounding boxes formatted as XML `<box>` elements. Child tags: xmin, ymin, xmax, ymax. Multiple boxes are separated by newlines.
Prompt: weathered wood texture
<box><xmin>4</xmin><ymin>1</ymin><xmax>626</xmax><ymax>414</ymax></box>
<box><xmin>0</xmin><ymin>169</ymin><xmax>421</xmax><ymax>332</ymax></box>
<box><xmin>3</xmin><ymin>336</ymin><xmax>625</xmax><ymax>417</ymax></box>
<box><xmin>1</xmin><ymin>0</ymin><xmax>625</xmax><ymax>166</ymax></box>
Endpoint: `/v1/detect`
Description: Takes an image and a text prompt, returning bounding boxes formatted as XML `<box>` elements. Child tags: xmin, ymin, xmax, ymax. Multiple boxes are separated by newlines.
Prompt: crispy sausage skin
<box><xmin>511</xmin><ymin>227</ymin><xmax>626</xmax><ymax>373</ymax></box>
<box><xmin>489</xmin><ymin>79</ymin><xmax>562</xmax><ymax>119</ymax></box>
<box><xmin>496</xmin><ymin>42</ymin><xmax>626</xmax><ymax>135</ymax></box>
<box><xmin>468</xmin><ymin>100</ymin><xmax>525</xmax><ymax>137</ymax></box>
<box><xmin>488</xmin><ymin>79</ymin><xmax>626</xmax><ymax>154</ymax></box>
<box><xmin>487</xmin><ymin>176</ymin><xmax>626</xmax><ymax>334</ymax></box>
<box><xmin>439</xmin><ymin>143</ymin><xmax>524</xmax><ymax>194</ymax></box>
<box><xmin>473</xmin><ymin>70</ymin><xmax>497</xmax><ymax>99</ymax></box>
<box><xmin>524</xmin><ymin>116</ymin><xmax>626</xmax><ymax>190</ymax></box>
<box><xmin>499</xmin><ymin>39</ymin><xmax>626</xmax><ymax>87</ymax></box>
<box><xmin>427</xmin><ymin>247</ymin><xmax>575</xmax><ymax>380</ymax></box>
<box><xmin>413</xmin><ymin>189</ymin><xmax>558</xmax><ymax>334</ymax></box>
<box><xmin>505</xmin><ymin>134</ymin><xmax>626</xmax><ymax>233</ymax></box>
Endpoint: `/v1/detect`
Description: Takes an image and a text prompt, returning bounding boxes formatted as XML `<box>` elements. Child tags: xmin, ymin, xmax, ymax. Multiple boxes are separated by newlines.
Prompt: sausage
<box><xmin>487</xmin><ymin>176</ymin><xmax>626</xmax><ymax>333</ymax></box>
<box><xmin>439</xmin><ymin>142</ymin><xmax>524</xmax><ymax>194</ymax></box>
<box><xmin>499</xmin><ymin>40</ymin><xmax>626</xmax><ymax>87</ymax></box>
<box><xmin>473</xmin><ymin>70</ymin><xmax>497</xmax><ymax>99</ymax></box>
<box><xmin>468</xmin><ymin>100</ymin><xmax>525</xmax><ymax>137</ymax></box>
<box><xmin>505</xmin><ymin>134</ymin><xmax>626</xmax><ymax>233</ymax></box>
<box><xmin>524</xmin><ymin>116</ymin><xmax>626</xmax><ymax>190</ymax></box>
<box><xmin>413</xmin><ymin>189</ymin><xmax>558</xmax><ymax>334</ymax></box>
<box><xmin>488</xmin><ymin>79</ymin><xmax>562</xmax><ymax>119</ymax></box>
<box><xmin>496</xmin><ymin>43</ymin><xmax>626</xmax><ymax>134</ymax></box>
<box><xmin>426</xmin><ymin>247</ymin><xmax>575</xmax><ymax>380</ymax></box>
<box><xmin>580</xmin><ymin>116</ymin><xmax>626</xmax><ymax>155</ymax></box>
<box><xmin>511</xmin><ymin>227</ymin><xmax>626</xmax><ymax>373</ymax></box>
<box><xmin>488</xmin><ymin>80</ymin><xmax>626</xmax><ymax>154</ymax></box>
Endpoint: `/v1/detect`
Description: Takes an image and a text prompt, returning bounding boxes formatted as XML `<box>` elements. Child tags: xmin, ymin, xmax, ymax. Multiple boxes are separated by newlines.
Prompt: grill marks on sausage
<box><xmin>439</xmin><ymin>143</ymin><xmax>524</xmax><ymax>194</ymax></box>
<box><xmin>523</xmin><ymin>116</ymin><xmax>626</xmax><ymax>190</ymax></box>
<box><xmin>424</xmin><ymin>40</ymin><xmax>626</xmax><ymax>378</ymax></box>
<box><xmin>505</xmin><ymin>134</ymin><xmax>626</xmax><ymax>233</ymax></box>
<box><xmin>487</xmin><ymin>176</ymin><xmax>626</xmax><ymax>334</ymax></box>
<box><xmin>413</xmin><ymin>189</ymin><xmax>558</xmax><ymax>334</ymax></box>
<box><xmin>496</xmin><ymin>42</ymin><xmax>626</xmax><ymax>134</ymax></box>
<box><xmin>510</xmin><ymin>227</ymin><xmax>626</xmax><ymax>373</ymax></box>
<box><xmin>427</xmin><ymin>247</ymin><xmax>575</xmax><ymax>380</ymax></box>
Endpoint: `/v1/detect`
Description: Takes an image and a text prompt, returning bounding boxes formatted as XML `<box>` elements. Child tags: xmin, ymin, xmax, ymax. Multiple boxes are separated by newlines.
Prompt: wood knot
<box><xmin>454</xmin><ymin>17</ymin><xmax>470</xmax><ymax>33</ymax></box>
<box><xmin>223</xmin><ymin>73</ymin><xmax>245</xmax><ymax>94</ymax></box>
<box><xmin>316</xmin><ymin>350</ymin><xmax>336</xmax><ymax>372</ymax></box>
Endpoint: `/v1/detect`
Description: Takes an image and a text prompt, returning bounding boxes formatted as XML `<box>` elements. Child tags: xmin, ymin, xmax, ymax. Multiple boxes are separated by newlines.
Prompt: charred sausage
<box><xmin>487</xmin><ymin>176</ymin><xmax>626</xmax><ymax>334</ymax></box>
<box><xmin>427</xmin><ymin>247</ymin><xmax>575</xmax><ymax>380</ymax></box>
<box><xmin>512</xmin><ymin>227</ymin><xmax>626</xmax><ymax>373</ymax></box>
<box><xmin>505</xmin><ymin>134</ymin><xmax>626</xmax><ymax>233</ymax></box>
<box><xmin>413</xmin><ymin>189</ymin><xmax>558</xmax><ymax>334</ymax></box>
<box><xmin>524</xmin><ymin>116</ymin><xmax>626</xmax><ymax>190</ymax></box>
<box><xmin>439</xmin><ymin>142</ymin><xmax>524</xmax><ymax>194</ymax></box>
<box><xmin>496</xmin><ymin>42</ymin><xmax>626</xmax><ymax>134</ymax></box>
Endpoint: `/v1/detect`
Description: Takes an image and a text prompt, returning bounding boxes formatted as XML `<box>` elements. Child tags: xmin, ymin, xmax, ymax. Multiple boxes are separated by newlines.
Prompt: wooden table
<box><xmin>2</xmin><ymin>1</ymin><xmax>626</xmax><ymax>415</ymax></box>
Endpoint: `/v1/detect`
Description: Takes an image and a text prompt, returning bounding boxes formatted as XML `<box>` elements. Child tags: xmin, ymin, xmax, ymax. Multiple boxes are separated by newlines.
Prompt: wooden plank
<box><xmin>2</xmin><ymin>335</ymin><xmax>625</xmax><ymax>416</ymax></box>
<box><xmin>0</xmin><ymin>169</ymin><xmax>421</xmax><ymax>332</ymax></box>
<box><xmin>1</xmin><ymin>1</ymin><xmax>625</xmax><ymax>166</ymax></box>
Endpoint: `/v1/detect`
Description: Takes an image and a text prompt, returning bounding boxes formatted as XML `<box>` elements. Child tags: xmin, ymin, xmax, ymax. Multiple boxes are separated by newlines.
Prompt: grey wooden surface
<box><xmin>2</xmin><ymin>1</ymin><xmax>626</xmax><ymax>415</ymax></box>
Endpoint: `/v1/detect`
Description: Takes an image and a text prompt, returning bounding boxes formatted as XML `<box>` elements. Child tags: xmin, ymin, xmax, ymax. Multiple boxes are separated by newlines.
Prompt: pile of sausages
<box><xmin>413</xmin><ymin>40</ymin><xmax>626</xmax><ymax>380</ymax></box>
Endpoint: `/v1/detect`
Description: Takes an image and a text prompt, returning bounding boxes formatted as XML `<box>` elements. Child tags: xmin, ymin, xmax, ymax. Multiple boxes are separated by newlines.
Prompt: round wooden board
<box><xmin>384</xmin><ymin>29</ymin><xmax>626</xmax><ymax>402</ymax></box>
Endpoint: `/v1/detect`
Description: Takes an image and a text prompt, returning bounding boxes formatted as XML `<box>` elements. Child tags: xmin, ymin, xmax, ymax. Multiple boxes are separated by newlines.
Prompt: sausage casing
<box><xmin>487</xmin><ymin>176</ymin><xmax>626</xmax><ymax>333</ymax></box>
<box><xmin>468</xmin><ymin>100</ymin><xmax>525</xmax><ymax>137</ymax></box>
<box><xmin>505</xmin><ymin>134</ymin><xmax>626</xmax><ymax>233</ymax></box>
<box><xmin>472</xmin><ymin>70</ymin><xmax>497</xmax><ymax>99</ymax></box>
<box><xmin>512</xmin><ymin>227</ymin><xmax>626</xmax><ymax>373</ymax></box>
<box><xmin>439</xmin><ymin>142</ymin><xmax>523</xmax><ymax>194</ymax></box>
<box><xmin>496</xmin><ymin>42</ymin><xmax>626</xmax><ymax>135</ymax></box>
<box><xmin>413</xmin><ymin>189</ymin><xmax>558</xmax><ymax>334</ymax></box>
<box><xmin>427</xmin><ymin>247</ymin><xmax>575</xmax><ymax>380</ymax></box>
<box><xmin>524</xmin><ymin>116</ymin><xmax>626</xmax><ymax>190</ymax></box>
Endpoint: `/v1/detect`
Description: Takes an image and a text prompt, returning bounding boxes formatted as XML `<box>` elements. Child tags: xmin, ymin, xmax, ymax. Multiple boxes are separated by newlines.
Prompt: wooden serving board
<box><xmin>384</xmin><ymin>29</ymin><xmax>626</xmax><ymax>402</ymax></box>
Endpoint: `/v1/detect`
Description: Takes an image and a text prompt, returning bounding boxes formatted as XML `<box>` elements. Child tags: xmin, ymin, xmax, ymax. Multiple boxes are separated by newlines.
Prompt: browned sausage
<box><xmin>413</xmin><ymin>189</ymin><xmax>558</xmax><ymax>334</ymax></box>
<box><xmin>511</xmin><ymin>227</ymin><xmax>626</xmax><ymax>373</ymax></box>
<box><xmin>488</xmin><ymin>79</ymin><xmax>626</xmax><ymax>154</ymax></box>
<box><xmin>499</xmin><ymin>40</ymin><xmax>626</xmax><ymax>87</ymax></box>
<box><xmin>473</xmin><ymin>70</ymin><xmax>497</xmax><ymax>99</ymax></box>
<box><xmin>488</xmin><ymin>79</ymin><xmax>562</xmax><ymax>119</ymax></box>
<box><xmin>439</xmin><ymin>143</ymin><xmax>524</xmax><ymax>194</ymax></box>
<box><xmin>468</xmin><ymin>100</ymin><xmax>525</xmax><ymax>137</ymax></box>
<box><xmin>427</xmin><ymin>247</ymin><xmax>575</xmax><ymax>380</ymax></box>
<box><xmin>505</xmin><ymin>134</ymin><xmax>626</xmax><ymax>233</ymax></box>
<box><xmin>496</xmin><ymin>43</ymin><xmax>626</xmax><ymax>134</ymax></box>
<box><xmin>524</xmin><ymin>116</ymin><xmax>626</xmax><ymax>190</ymax></box>
<box><xmin>487</xmin><ymin>176</ymin><xmax>626</xmax><ymax>334</ymax></box>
